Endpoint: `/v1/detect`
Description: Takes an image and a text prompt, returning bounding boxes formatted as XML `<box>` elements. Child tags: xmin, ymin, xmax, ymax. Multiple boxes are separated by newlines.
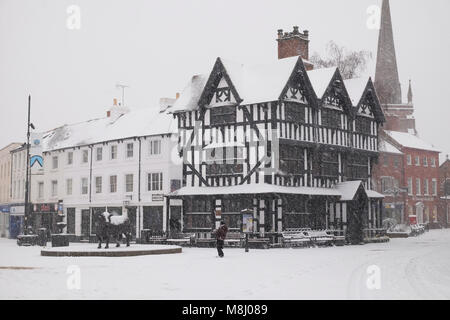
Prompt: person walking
<box><xmin>215</xmin><ymin>221</ymin><xmax>228</xmax><ymax>258</ymax></box>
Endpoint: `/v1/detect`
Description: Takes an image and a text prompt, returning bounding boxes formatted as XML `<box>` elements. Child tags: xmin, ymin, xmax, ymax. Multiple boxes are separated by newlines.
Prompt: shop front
<box><xmin>9</xmin><ymin>204</ymin><xmax>25</xmax><ymax>239</ymax></box>
<box><xmin>32</xmin><ymin>203</ymin><xmax>60</xmax><ymax>234</ymax></box>
<box><xmin>0</xmin><ymin>205</ymin><xmax>10</xmax><ymax>238</ymax></box>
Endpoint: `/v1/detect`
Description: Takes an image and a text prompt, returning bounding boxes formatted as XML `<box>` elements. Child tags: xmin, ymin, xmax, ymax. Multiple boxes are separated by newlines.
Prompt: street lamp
<box><xmin>24</xmin><ymin>95</ymin><xmax>35</xmax><ymax>235</ymax></box>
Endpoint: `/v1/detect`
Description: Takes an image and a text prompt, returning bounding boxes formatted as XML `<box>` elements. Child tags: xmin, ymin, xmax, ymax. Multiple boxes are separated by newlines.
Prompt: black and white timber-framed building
<box><xmin>167</xmin><ymin>28</ymin><xmax>386</xmax><ymax>244</ymax></box>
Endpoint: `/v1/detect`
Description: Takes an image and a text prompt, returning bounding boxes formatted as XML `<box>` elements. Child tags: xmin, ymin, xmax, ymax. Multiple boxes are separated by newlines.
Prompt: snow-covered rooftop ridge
<box><xmin>170</xmin><ymin>181</ymin><xmax>384</xmax><ymax>200</ymax></box>
<box><xmin>379</xmin><ymin>139</ymin><xmax>402</xmax><ymax>155</ymax></box>
<box><xmin>344</xmin><ymin>78</ymin><xmax>369</xmax><ymax>105</ymax></box>
<box><xmin>307</xmin><ymin>67</ymin><xmax>337</xmax><ymax>99</ymax></box>
<box><xmin>171</xmin><ymin>56</ymin><xmax>372</xmax><ymax>113</ymax></box>
<box><xmin>42</xmin><ymin>107</ymin><xmax>177</xmax><ymax>152</ymax></box>
<box><xmin>385</xmin><ymin>130</ymin><xmax>441</xmax><ymax>153</ymax></box>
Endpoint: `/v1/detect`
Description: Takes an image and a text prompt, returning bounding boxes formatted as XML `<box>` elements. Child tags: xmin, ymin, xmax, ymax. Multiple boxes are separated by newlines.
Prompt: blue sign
<box><xmin>0</xmin><ymin>205</ymin><xmax>10</xmax><ymax>213</ymax></box>
<box><xmin>30</xmin><ymin>155</ymin><xmax>43</xmax><ymax>168</ymax></box>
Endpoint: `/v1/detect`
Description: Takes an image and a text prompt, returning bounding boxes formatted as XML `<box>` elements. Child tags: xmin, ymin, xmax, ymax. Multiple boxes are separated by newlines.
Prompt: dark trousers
<box><xmin>217</xmin><ymin>239</ymin><xmax>224</xmax><ymax>257</ymax></box>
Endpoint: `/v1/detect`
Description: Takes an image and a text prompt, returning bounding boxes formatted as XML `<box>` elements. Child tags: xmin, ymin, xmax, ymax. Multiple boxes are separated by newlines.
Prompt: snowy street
<box><xmin>1</xmin><ymin>230</ymin><xmax>450</xmax><ymax>300</ymax></box>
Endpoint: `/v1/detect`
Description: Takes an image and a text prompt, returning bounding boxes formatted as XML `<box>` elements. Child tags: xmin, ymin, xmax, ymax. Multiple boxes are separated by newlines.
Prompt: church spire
<box><xmin>374</xmin><ymin>0</ymin><xmax>402</xmax><ymax>105</ymax></box>
<box><xmin>407</xmin><ymin>80</ymin><xmax>413</xmax><ymax>104</ymax></box>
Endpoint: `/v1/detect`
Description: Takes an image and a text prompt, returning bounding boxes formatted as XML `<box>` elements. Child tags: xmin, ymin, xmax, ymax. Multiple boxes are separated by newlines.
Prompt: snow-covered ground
<box><xmin>1</xmin><ymin>229</ymin><xmax>450</xmax><ymax>300</ymax></box>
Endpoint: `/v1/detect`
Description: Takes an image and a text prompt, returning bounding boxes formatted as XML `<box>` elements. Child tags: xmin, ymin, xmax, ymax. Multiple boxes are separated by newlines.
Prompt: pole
<box><xmin>24</xmin><ymin>95</ymin><xmax>31</xmax><ymax>235</ymax></box>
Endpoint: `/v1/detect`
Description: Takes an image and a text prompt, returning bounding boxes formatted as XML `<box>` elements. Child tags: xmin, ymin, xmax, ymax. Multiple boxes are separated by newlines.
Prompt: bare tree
<box><xmin>310</xmin><ymin>41</ymin><xmax>372</xmax><ymax>80</ymax></box>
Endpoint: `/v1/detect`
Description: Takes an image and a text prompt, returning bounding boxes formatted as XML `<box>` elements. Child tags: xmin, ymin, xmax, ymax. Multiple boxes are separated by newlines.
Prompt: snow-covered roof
<box><xmin>171</xmin><ymin>74</ymin><xmax>208</xmax><ymax>112</ymax></box>
<box><xmin>344</xmin><ymin>78</ymin><xmax>368</xmax><ymax>105</ymax></box>
<box><xmin>307</xmin><ymin>67</ymin><xmax>336</xmax><ymax>99</ymax></box>
<box><xmin>170</xmin><ymin>184</ymin><xmax>342</xmax><ymax>197</ymax></box>
<box><xmin>42</xmin><ymin>107</ymin><xmax>177</xmax><ymax>152</ymax></box>
<box><xmin>379</xmin><ymin>139</ymin><xmax>402</xmax><ymax>155</ymax></box>
<box><xmin>170</xmin><ymin>181</ymin><xmax>384</xmax><ymax>200</ymax></box>
<box><xmin>385</xmin><ymin>131</ymin><xmax>441</xmax><ymax>153</ymax></box>
<box><xmin>170</xmin><ymin>56</ymin><xmax>370</xmax><ymax>113</ymax></box>
<box><xmin>335</xmin><ymin>181</ymin><xmax>363</xmax><ymax>201</ymax></box>
<box><xmin>366</xmin><ymin>190</ymin><xmax>385</xmax><ymax>199</ymax></box>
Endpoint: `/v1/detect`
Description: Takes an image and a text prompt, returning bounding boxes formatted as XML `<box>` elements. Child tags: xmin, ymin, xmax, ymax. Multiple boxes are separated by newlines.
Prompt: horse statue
<box><xmin>96</xmin><ymin>211</ymin><xmax>132</xmax><ymax>249</ymax></box>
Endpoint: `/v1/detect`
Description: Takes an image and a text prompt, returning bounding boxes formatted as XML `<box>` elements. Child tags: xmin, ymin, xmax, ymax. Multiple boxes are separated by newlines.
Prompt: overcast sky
<box><xmin>1</xmin><ymin>0</ymin><xmax>449</xmax><ymax>156</ymax></box>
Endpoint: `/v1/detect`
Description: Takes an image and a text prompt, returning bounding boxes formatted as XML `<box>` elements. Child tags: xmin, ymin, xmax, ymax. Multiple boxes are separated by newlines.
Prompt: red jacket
<box><xmin>216</xmin><ymin>225</ymin><xmax>228</xmax><ymax>240</ymax></box>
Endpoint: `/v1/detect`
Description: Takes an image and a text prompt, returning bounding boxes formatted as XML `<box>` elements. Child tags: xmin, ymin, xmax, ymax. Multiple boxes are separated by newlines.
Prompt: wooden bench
<box><xmin>281</xmin><ymin>231</ymin><xmax>311</xmax><ymax>248</ymax></box>
<box><xmin>166</xmin><ymin>233</ymin><xmax>196</xmax><ymax>246</ymax></box>
<box><xmin>304</xmin><ymin>230</ymin><xmax>335</xmax><ymax>247</ymax></box>
<box><xmin>224</xmin><ymin>232</ymin><xmax>243</xmax><ymax>247</ymax></box>
<box><xmin>247</xmin><ymin>237</ymin><xmax>270</xmax><ymax>249</ymax></box>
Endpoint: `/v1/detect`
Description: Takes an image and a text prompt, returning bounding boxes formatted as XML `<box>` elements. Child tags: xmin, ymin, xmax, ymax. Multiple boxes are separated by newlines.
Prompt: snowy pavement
<box><xmin>1</xmin><ymin>229</ymin><xmax>450</xmax><ymax>300</ymax></box>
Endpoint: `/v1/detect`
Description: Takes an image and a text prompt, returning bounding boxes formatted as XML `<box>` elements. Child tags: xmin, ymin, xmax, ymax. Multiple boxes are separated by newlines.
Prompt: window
<box><xmin>95</xmin><ymin>177</ymin><xmax>102</xmax><ymax>193</ymax></box>
<box><xmin>110</xmin><ymin>145</ymin><xmax>117</xmax><ymax>160</ymax></box>
<box><xmin>125</xmin><ymin>174</ymin><xmax>133</xmax><ymax>193</ymax></box>
<box><xmin>67</xmin><ymin>152</ymin><xmax>73</xmax><ymax>165</ymax></box>
<box><xmin>347</xmin><ymin>154</ymin><xmax>368</xmax><ymax>180</ymax></box>
<box><xmin>148</xmin><ymin>173</ymin><xmax>163</xmax><ymax>191</ymax></box>
<box><xmin>52</xmin><ymin>156</ymin><xmax>58</xmax><ymax>169</ymax></box>
<box><xmin>185</xmin><ymin>198</ymin><xmax>212</xmax><ymax>213</ymax></box>
<box><xmin>51</xmin><ymin>180</ymin><xmax>58</xmax><ymax>197</ymax></box>
<box><xmin>66</xmin><ymin>179</ymin><xmax>73</xmax><ymax>195</ymax></box>
<box><xmin>394</xmin><ymin>157</ymin><xmax>400</xmax><ymax>168</ymax></box>
<box><xmin>430</xmin><ymin>158</ymin><xmax>436</xmax><ymax>167</ymax></box>
<box><xmin>380</xmin><ymin>177</ymin><xmax>398</xmax><ymax>194</ymax></box>
<box><xmin>96</xmin><ymin>147</ymin><xmax>103</xmax><ymax>161</ymax></box>
<box><xmin>205</xmin><ymin>147</ymin><xmax>244</xmax><ymax>176</ymax></box>
<box><xmin>416</xmin><ymin>178</ymin><xmax>421</xmax><ymax>195</ymax></box>
<box><xmin>415</xmin><ymin>156</ymin><xmax>420</xmax><ymax>166</ymax></box>
<box><xmin>383</xmin><ymin>155</ymin><xmax>389</xmax><ymax>167</ymax></box>
<box><xmin>82</xmin><ymin>150</ymin><xmax>89</xmax><ymax>163</ymax></box>
<box><xmin>424</xmin><ymin>179</ymin><xmax>429</xmax><ymax>195</ymax></box>
<box><xmin>285</xmin><ymin>103</ymin><xmax>305</xmax><ymax>123</ymax></box>
<box><xmin>81</xmin><ymin>178</ymin><xmax>88</xmax><ymax>195</ymax></box>
<box><xmin>407</xmin><ymin>155</ymin><xmax>412</xmax><ymax>165</ymax></box>
<box><xmin>355</xmin><ymin>117</ymin><xmax>371</xmax><ymax>134</ymax></box>
<box><xmin>407</xmin><ymin>177</ymin><xmax>413</xmax><ymax>195</ymax></box>
<box><xmin>126</xmin><ymin>143</ymin><xmax>134</xmax><ymax>158</ymax></box>
<box><xmin>318</xmin><ymin>152</ymin><xmax>339</xmax><ymax>178</ymax></box>
<box><xmin>110</xmin><ymin>175</ymin><xmax>117</xmax><ymax>193</ymax></box>
<box><xmin>279</xmin><ymin>144</ymin><xmax>304</xmax><ymax>175</ymax></box>
<box><xmin>150</xmin><ymin>140</ymin><xmax>161</xmax><ymax>155</ymax></box>
<box><xmin>321</xmin><ymin>108</ymin><xmax>341</xmax><ymax>128</ymax></box>
<box><xmin>210</xmin><ymin>106</ymin><xmax>236</xmax><ymax>125</ymax></box>
<box><xmin>38</xmin><ymin>182</ymin><xmax>44</xmax><ymax>199</ymax></box>
<box><xmin>432</xmin><ymin>179</ymin><xmax>437</xmax><ymax>196</ymax></box>
<box><xmin>423</xmin><ymin>157</ymin><xmax>428</xmax><ymax>167</ymax></box>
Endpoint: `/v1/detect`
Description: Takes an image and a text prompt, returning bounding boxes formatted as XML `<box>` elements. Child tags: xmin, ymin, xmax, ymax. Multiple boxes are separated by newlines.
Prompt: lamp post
<box><xmin>24</xmin><ymin>95</ymin><xmax>35</xmax><ymax>235</ymax></box>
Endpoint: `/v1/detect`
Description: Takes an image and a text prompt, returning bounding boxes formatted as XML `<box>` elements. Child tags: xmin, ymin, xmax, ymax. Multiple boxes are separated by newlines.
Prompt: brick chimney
<box><xmin>277</xmin><ymin>26</ymin><xmax>312</xmax><ymax>69</ymax></box>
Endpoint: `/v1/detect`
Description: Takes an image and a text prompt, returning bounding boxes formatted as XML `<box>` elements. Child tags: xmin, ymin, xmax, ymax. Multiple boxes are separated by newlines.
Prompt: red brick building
<box><xmin>371</xmin><ymin>0</ymin><xmax>443</xmax><ymax>227</ymax></box>
<box><xmin>439</xmin><ymin>156</ymin><xmax>450</xmax><ymax>227</ymax></box>
<box><xmin>372</xmin><ymin>140</ymin><xmax>404</xmax><ymax>222</ymax></box>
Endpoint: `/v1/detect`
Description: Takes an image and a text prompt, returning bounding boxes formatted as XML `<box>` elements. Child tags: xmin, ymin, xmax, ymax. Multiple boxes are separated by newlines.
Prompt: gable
<box><xmin>198</xmin><ymin>58</ymin><xmax>242</xmax><ymax>109</ymax></box>
<box><xmin>358</xmin><ymin>79</ymin><xmax>385</xmax><ymax>123</ymax></box>
<box><xmin>209</xmin><ymin>76</ymin><xmax>239</xmax><ymax>107</ymax></box>
<box><xmin>280</xmin><ymin>57</ymin><xmax>317</xmax><ymax>107</ymax></box>
<box><xmin>321</xmin><ymin>69</ymin><xmax>353</xmax><ymax>116</ymax></box>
